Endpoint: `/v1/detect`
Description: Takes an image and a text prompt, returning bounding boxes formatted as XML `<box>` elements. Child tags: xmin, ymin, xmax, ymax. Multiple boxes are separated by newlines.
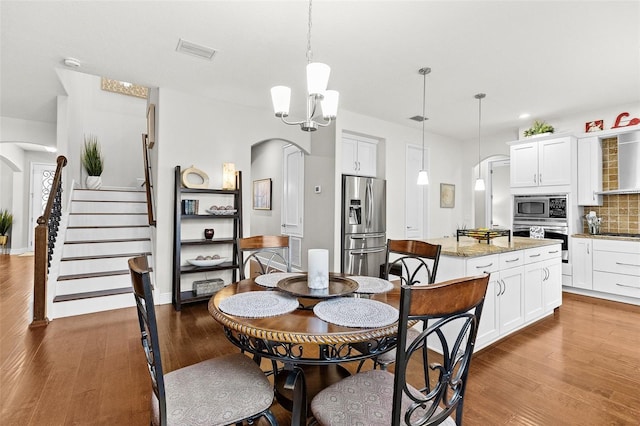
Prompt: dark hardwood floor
<box><xmin>1</xmin><ymin>253</ymin><xmax>639</xmax><ymax>425</ymax></box>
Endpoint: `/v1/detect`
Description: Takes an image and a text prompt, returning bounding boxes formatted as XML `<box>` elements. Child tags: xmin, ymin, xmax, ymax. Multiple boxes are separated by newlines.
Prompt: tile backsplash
<box><xmin>583</xmin><ymin>137</ymin><xmax>640</xmax><ymax>234</ymax></box>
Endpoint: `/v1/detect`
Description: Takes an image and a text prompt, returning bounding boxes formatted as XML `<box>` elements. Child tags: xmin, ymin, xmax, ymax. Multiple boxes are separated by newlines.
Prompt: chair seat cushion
<box><xmin>375</xmin><ymin>327</ymin><xmax>422</xmax><ymax>364</ymax></box>
<box><xmin>151</xmin><ymin>353</ymin><xmax>273</xmax><ymax>426</ymax></box>
<box><xmin>311</xmin><ymin>370</ymin><xmax>456</xmax><ymax>426</ymax></box>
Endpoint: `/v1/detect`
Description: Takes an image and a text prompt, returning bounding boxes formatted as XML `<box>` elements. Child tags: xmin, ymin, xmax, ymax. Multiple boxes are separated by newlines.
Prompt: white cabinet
<box><xmin>342</xmin><ymin>135</ymin><xmax>377</xmax><ymax>177</ymax></box>
<box><xmin>523</xmin><ymin>244</ymin><xmax>563</xmax><ymax>322</ymax></box>
<box><xmin>571</xmin><ymin>237</ymin><xmax>593</xmax><ymax>289</ymax></box>
<box><xmin>592</xmin><ymin>239</ymin><xmax>640</xmax><ymax>299</ymax></box>
<box><xmin>497</xmin><ymin>265</ymin><xmax>525</xmax><ymax>334</ymax></box>
<box><xmin>543</xmin><ymin>258</ymin><xmax>563</xmax><ymax>312</ymax></box>
<box><xmin>510</xmin><ymin>136</ymin><xmax>572</xmax><ymax>188</ymax></box>
<box><xmin>577</xmin><ymin>136</ymin><xmax>603</xmax><ymax>206</ymax></box>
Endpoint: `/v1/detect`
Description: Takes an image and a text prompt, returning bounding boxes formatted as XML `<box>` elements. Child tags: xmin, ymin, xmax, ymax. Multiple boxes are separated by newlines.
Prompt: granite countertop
<box><xmin>572</xmin><ymin>233</ymin><xmax>640</xmax><ymax>242</ymax></box>
<box><xmin>423</xmin><ymin>236</ymin><xmax>561</xmax><ymax>258</ymax></box>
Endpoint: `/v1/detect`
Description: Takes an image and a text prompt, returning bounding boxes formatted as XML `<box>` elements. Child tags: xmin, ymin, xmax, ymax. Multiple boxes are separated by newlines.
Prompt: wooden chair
<box><xmin>311</xmin><ymin>274</ymin><xmax>490</xmax><ymax>426</ymax></box>
<box><xmin>128</xmin><ymin>256</ymin><xmax>277</xmax><ymax>426</ymax></box>
<box><xmin>238</xmin><ymin>235</ymin><xmax>291</xmax><ymax>280</ymax></box>
<box><xmin>358</xmin><ymin>239</ymin><xmax>442</xmax><ymax>370</ymax></box>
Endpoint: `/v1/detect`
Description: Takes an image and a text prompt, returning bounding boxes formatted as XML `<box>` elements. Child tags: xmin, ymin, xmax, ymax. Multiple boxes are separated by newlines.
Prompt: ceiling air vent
<box><xmin>176</xmin><ymin>38</ymin><xmax>217</xmax><ymax>60</ymax></box>
<box><xmin>409</xmin><ymin>115</ymin><xmax>428</xmax><ymax>122</ymax></box>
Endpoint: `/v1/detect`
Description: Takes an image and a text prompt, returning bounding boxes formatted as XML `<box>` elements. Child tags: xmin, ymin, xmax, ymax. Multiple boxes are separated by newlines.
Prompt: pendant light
<box><xmin>474</xmin><ymin>93</ymin><xmax>486</xmax><ymax>191</ymax></box>
<box><xmin>417</xmin><ymin>67</ymin><xmax>431</xmax><ymax>185</ymax></box>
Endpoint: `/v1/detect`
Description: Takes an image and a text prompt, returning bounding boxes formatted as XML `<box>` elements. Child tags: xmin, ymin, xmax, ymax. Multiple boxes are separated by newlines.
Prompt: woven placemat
<box><xmin>313</xmin><ymin>297</ymin><xmax>398</xmax><ymax>328</ymax></box>
<box><xmin>351</xmin><ymin>276</ymin><xmax>394</xmax><ymax>294</ymax></box>
<box><xmin>254</xmin><ymin>272</ymin><xmax>303</xmax><ymax>288</ymax></box>
<box><xmin>218</xmin><ymin>292</ymin><xmax>299</xmax><ymax>318</ymax></box>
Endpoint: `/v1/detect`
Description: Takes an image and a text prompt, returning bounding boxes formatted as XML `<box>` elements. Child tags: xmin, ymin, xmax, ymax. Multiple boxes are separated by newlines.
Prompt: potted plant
<box><xmin>523</xmin><ymin>120</ymin><xmax>555</xmax><ymax>138</ymax></box>
<box><xmin>82</xmin><ymin>134</ymin><xmax>104</xmax><ymax>189</ymax></box>
<box><xmin>0</xmin><ymin>209</ymin><xmax>13</xmax><ymax>249</ymax></box>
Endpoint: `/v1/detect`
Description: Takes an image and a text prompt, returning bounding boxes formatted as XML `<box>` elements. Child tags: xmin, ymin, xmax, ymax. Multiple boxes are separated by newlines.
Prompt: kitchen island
<box><xmin>425</xmin><ymin>236</ymin><xmax>563</xmax><ymax>351</ymax></box>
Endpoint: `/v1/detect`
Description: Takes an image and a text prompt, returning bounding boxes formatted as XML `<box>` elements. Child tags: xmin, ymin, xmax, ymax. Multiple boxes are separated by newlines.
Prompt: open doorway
<box><xmin>474</xmin><ymin>155</ymin><xmax>510</xmax><ymax>229</ymax></box>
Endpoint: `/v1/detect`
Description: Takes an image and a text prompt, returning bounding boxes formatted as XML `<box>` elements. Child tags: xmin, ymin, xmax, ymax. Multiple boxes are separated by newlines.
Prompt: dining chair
<box><xmin>311</xmin><ymin>273</ymin><xmax>490</xmax><ymax>426</ymax></box>
<box><xmin>238</xmin><ymin>235</ymin><xmax>291</xmax><ymax>280</ymax></box>
<box><xmin>358</xmin><ymin>239</ymin><xmax>442</xmax><ymax>371</ymax></box>
<box><xmin>128</xmin><ymin>256</ymin><xmax>277</xmax><ymax>426</ymax></box>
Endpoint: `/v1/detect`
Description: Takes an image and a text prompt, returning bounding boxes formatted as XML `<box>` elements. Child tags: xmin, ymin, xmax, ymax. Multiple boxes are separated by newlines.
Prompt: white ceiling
<box><xmin>2</xmin><ymin>1</ymin><xmax>639</xmax><ymax>143</ymax></box>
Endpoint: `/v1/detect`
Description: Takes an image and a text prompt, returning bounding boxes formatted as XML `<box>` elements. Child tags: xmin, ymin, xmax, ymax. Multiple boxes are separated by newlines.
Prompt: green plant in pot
<box><xmin>0</xmin><ymin>209</ymin><xmax>13</xmax><ymax>249</ymax></box>
<box><xmin>523</xmin><ymin>120</ymin><xmax>555</xmax><ymax>137</ymax></box>
<box><xmin>82</xmin><ymin>134</ymin><xmax>104</xmax><ymax>189</ymax></box>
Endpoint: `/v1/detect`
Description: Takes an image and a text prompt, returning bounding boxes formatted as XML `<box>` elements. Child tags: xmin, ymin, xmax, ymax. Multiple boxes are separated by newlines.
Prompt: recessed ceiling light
<box><xmin>63</xmin><ymin>57</ymin><xmax>81</xmax><ymax>68</ymax></box>
<box><xmin>519</xmin><ymin>113</ymin><xmax>531</xmax><ymax>119</ymax></box>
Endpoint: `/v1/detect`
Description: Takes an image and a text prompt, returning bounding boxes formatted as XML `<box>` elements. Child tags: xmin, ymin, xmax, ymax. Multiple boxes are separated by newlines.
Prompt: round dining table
<box><xmin>208</xmin><ymin>273</ymin><xmax>402</xmax><ymax>425</ymax></box>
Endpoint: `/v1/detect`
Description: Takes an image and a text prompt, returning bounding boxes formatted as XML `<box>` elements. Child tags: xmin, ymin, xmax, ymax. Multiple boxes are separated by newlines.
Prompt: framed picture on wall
<box><xmin>440</xmin><ymin>183</ymin><xmax>455</xmax><ymax>208</ymax></box>
<box><xmin>146</xmin><ymin>103</ymin><xmax>156</xmax><ymax>148</ymax></box>
<box><xmin>253</xmin><ymin>178</ymin><xmax>272</xmax><ymax>210</ymax></box>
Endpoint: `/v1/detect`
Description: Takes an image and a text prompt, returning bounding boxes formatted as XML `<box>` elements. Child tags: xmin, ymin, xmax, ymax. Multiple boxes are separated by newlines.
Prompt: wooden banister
<box><xmin>31</xmin><ymin>155</ymin><xmax>67</xmax><ymax>328</ymax></box>
<box><xmin>142</xmin><ymin>134</ymin><xmax>156</xmax><ymax>226</ymax></box>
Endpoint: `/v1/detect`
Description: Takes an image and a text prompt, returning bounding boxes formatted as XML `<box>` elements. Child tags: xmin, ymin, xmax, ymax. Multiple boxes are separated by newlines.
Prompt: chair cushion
<box><xmin>311</xmin><ymin>370</ymin><xmax>456</xmax><ymax>426</ymax></box>
<box><xmin>375</xmin><ymin>326</ymin><xmax>422</xmax><ymax>364</ymax></box>
<box><xmin>151</xmin><ymin>353</ymin><xmax>273</xmax><ymax>426</ymax></box>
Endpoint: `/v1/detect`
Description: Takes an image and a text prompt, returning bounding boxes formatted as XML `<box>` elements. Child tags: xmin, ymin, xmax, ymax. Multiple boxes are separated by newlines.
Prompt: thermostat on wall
<box><xmin>314</xmin><ymin>185</ymin><xmax>322</xmax><ymax>194</ymax></box>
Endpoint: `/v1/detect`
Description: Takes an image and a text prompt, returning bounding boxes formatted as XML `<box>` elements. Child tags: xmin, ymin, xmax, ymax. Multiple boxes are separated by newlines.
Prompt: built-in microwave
<box><xmin>513</xmin><ymin>195</ymin><xmax>567</xmax><ymax>220</ymax></box>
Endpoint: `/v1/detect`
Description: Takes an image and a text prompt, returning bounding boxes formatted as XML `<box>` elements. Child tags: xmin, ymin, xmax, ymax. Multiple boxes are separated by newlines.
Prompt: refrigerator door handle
<box><xmin>365</xmin><ymin>179</ymin><xmax>373</xmax><ymax>230</ymax></box>
<box><xmin>350</xmin><ymin>248</ymin><xmax>386</xmax><ymax>255</ymax></box>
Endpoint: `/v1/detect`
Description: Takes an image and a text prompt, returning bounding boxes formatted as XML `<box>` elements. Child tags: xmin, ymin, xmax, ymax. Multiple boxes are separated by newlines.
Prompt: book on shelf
<box><xmin>181</xmin><ymin>199</ymin><xmax>199</xmax><ymax>215</ymax></box>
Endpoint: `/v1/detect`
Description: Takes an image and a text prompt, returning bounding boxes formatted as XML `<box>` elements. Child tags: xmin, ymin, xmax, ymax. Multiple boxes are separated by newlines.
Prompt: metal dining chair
<box><xmin>311</xmin><ymin>274</ymin><xmax>490</xmax><ymax>426</ymax></box>
<box><xmin>128</xmin><ymin>256</ymin><xmax>277</xmax><ymax>426</ymax></box>
<box><xmin>238</xmin><ymin>235</ymin><xmax>291</xmax><ymax>280</ymax></box>
<box><xmin>357</xmin><ymin>239</ymin><xmax>442</xmax><ymax>371</ymax></box>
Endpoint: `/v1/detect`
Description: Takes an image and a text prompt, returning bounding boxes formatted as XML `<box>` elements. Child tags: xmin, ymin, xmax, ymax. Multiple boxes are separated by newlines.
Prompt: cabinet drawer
<box><xmin>499</xmin><ymin>251</ymin><xmax>524</xmax><ymax>269</ymax></box>
<box><xmin>593</xmin><ymin>271</ymin><xmax>640</xmax><ymax>299</ymax></box>
<box><xmin>524</xmin><ymin>244</ymin><xmax>561</xmax><ymax>264</ymax></box>
<box><xmin>466</xmin><ymin>255</ymin><xmax>500</xmax><ymax>275</ymax></box>
<box><xmin>592</xmin><ymin>239</ymin><xmax>640</xmax><ymax>254</ymax></box>
<box><xmin>593</xmin><ymin>251</ymin><xmax>640</xmax><ymax>276</ymax></box>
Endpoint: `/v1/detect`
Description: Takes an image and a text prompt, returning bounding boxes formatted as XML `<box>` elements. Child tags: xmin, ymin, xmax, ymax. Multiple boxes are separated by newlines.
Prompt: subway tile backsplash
<box><xmin>583</xmin><ymin>137</ymin><xmax>640</xmax><ymax>234</ymax></box>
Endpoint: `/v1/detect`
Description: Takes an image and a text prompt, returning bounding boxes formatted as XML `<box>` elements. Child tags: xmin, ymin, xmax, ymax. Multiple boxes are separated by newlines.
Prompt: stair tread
<box><xmin>69</xmin><ymin>212</ymin><xmax>147</xmax><ymax>215</ymax></box>
<box><xmin>65</xmin><ymin>238</ymin><xmax>150</xmax><ymax>244</ymax></box>
<box><xmin>61</xmin><ymin>252</ymin><xmax>151</xmax><ymax>262</ymax></box>
<box><xmin>73</xmin><ymin>199</ymin><xmax>146</xmax><ymax>203</ymax></box>
<box><xmin>67</xmin><ymin>225</ymin><xmax>149</xmax><ymax>229</ymax></box>
<box><xmin>58</xmin><ymin>270</ymin><xmax>131</xmax><ymax>281</ymax></box>
<box><xmin>54</xmin><ymin>287</ymin><xmax>132</xmax><ymax>302</ymax></box>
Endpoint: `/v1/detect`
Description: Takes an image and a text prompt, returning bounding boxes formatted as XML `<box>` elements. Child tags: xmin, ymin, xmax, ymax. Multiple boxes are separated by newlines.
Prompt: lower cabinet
<box><xmin>571</xmin><ymin>237</ymin><xmax>593</xmax><ymax>289</ymax></box>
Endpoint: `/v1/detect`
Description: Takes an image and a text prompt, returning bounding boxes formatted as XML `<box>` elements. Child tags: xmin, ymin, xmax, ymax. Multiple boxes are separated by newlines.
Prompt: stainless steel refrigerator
<box><xmin>341</xmin><ymin>175</ymin><xmax>387</xmax><ymax>276</ymax></box>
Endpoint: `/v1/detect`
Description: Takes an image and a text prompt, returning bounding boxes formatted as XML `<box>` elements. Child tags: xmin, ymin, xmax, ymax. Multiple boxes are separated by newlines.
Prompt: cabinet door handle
<box><xmin>587</xmin><ymin>245</ymin><xmax>589</xmax><ymax>254</ymax></box>
<box><xmin>500</xmin><ymin>280</ymin><xmax>506</xmax><ymax>296</ymax></box>
<box><xmin>529</xmin><ymin>253</ymin><xmax>541</xmax><ymax>258</ymax></box>
<box><xmin>616</xmin><ymin>282</ymin><xmax>640</xmax><ymax>289</ymax></box>
<box><xmin>505</xmin><ymin>258</ymin><xmax>520</xmax><ymax>263</ymax></box>
<box><xmin>548</xmin><ymin>250</ymin><xmax>559</xmax><ymax>254</ymax></box>
<box><xmin>615</xmin><ymin>262</ymin><xmax>640</xmax><ymax>267</ymax></box>
<box><xmin>533</xmin><ymin>174</ymin><xmax>537</xmax><ymax>184</ymax></box>
<box><xmin>475</xmin><ymin>263</ymin><xmax>493</xmax><ymax>269</ymax></box>
<box><xmin>539</xmin><ymin>173</ymin><xmax>542</xmax><ymax>183</ymax></box>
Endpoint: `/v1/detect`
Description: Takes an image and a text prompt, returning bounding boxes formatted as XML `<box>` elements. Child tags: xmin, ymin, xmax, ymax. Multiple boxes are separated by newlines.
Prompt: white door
<box><xmin>491</xmin><ymin>160</ymin><xmax>511</xmax><ymax>228</ymax></box>
<box><xmin>406</xmin><ymin>144</ymin><xmax>427</xmax><ymax>238</ymax></box>
<box><xmin>281</xmin><ymin>144</ymin><xmax>304</xmax><ymax>237</ymax></box>
<box><xmin>29</xmin><ymin>162</ymin><xmax>56</xmax><ymax>250</ymax></box>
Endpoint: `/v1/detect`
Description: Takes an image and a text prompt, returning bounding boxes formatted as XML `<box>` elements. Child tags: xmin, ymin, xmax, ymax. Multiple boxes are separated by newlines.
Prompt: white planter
<box><xmin>86</xmin><ymin>176</ymin><xmax>102</xmax><ymax>189</ymax></box>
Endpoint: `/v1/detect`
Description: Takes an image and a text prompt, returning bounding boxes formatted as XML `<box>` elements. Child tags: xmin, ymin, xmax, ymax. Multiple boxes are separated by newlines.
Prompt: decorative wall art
<box><xmin>146</xmin><ymin>104</ymin><xmax>156</xmax><ymax>148</ymax></box>
<box><xmin>585</xmin><ymin>120</ymin><xmax>604</xmax><ymax>133</ymax></box>
<box><xmin>440</xmin><ymin>183</ymin><xmax>455</xmax><ymax>208</ymax></box>
<box><xmin>253</xmin><ymin>178</ymin><xmax>272</xmax><ymax>210</ymax></box>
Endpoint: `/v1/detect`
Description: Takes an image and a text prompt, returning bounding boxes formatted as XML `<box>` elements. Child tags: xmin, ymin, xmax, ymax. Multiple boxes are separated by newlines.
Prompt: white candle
<box><xmin>308</xmin><ymin>249</ymin><xmax>329</xmax><ymax>289</ymax></box>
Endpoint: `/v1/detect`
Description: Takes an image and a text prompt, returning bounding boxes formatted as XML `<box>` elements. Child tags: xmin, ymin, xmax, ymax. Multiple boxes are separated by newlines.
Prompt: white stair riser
<box><xmin>63</xmin><ymin>240</ymin><xmax>151</xmax><ymax>257</ymax></box>
<box><xmin>59</xmin><ymin>257</ymin><xmax>144</xmax><ymax>276</ymax></box>
<box><xmin>52</xmin><ymin>293</ymin><xmax>135</xmax><ymax>319</ymax></box>
<box><xmin>68</xmin><ymin>214</ymin><xmax>148</xmax><ymax>227</ymax></box>
<box><xmin>73</xmin><ymin>190</ymin><xmax>146</xmax><ymax>202</ymax></box>
<box><xmin>66</xmin><ymin>226</ymin><xmax>150</xmax><ymax>241</ymax></box>
<box><xmin>56</xmin><ymin>274</ymin><xmax>133</xmax><ymax>295</ymax></box>
<box><xmin>71</xmin><ymin>201</ymin><xmax>147</xmax><ymax>214</ymax></box>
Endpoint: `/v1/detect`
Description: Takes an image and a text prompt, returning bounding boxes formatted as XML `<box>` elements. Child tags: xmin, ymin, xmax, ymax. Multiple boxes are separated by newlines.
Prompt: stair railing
<box><xmin>31</xmin><ymin>155</ymin><xmax>67</xmax><ymax>328</ymax></box>
<box><xmin>142</xmin><ymin>133</ymin><xmax>156</xmax><ymax>226</ymax></box>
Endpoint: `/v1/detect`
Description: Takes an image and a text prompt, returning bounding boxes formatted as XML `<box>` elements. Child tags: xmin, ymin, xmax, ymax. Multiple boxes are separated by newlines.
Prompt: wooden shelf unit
<box><xmin>172</xmin><ymin>166</ymin><xmax>243</xmax><ymax>310</ymax></box>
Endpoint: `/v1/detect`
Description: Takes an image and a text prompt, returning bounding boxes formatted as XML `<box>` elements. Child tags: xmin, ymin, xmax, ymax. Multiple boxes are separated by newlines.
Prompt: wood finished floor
<box><xmin>1</xmin><ymin>254</ymin><xmax>639</xmax><ymax>425</ymax></box>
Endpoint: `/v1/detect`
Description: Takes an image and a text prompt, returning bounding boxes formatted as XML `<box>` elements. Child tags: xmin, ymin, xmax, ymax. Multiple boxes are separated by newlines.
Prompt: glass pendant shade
<box><xmin>321</xmin><ymin>90</ymin><xmax>339</xmax><ymax>119</ymax></box>
<box><xmin>271</xmin><ymin>86</ymin><xmax>291</xmax><ymax>117</ymax></box>
<box><xmin>417</xmin><ymin>170</ymin><xmax>429</xmax><ymax>185</ymax></box>
<box><xmin>474</xmin><ymin>177</ymin><xmax>485</xmax><ymax>191</ymax></box>
<box><xmin>306</xmin><ymin>62</ymin><xmax>330</xmax><ymax>96</ymax></box>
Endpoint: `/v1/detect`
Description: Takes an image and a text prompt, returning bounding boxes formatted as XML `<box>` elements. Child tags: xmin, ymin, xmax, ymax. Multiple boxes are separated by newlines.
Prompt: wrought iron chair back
<box><xmin>383</xmin><ymin>239</ymin><xmax>441</xmax><ymax>285</ymax></box>
<box><xmin>392</xmin><ymin>274</ymin><xmax>489</xmax><ymax>425</ymax></box>
<box><xmin>238</xmin><ymin>235</ymin><xmax>291</xmax><ymax>280</ymax></box>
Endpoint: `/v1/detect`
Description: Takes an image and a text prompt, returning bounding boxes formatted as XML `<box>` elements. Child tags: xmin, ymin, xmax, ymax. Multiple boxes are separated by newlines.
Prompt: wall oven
<box><xmin>513</xmin><ymin>194</ymin><xmax>569</xmax><ymax>263</ymax></box>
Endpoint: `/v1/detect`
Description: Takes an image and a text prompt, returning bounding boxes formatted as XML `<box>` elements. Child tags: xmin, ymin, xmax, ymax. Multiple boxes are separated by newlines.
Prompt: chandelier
<box><xmin>270</xmin><ymin>0</ymin><xmax>339</xmax><ymax>132</ymax></box>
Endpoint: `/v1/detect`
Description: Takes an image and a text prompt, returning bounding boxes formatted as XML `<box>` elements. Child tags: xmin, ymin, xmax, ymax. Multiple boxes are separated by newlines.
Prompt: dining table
<box><xmin>208</xmin><ymin>272</ymin><xmax>402</xmax><ymax>425</ymax></box>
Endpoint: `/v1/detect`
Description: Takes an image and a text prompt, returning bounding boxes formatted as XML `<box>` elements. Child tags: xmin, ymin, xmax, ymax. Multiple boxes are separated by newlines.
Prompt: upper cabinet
<box><xmin>510</xmin><ymin>136</ymin><xmax>574</xmax><ymax>193</ymax></box>
<box><xmin>342</xmin><ymin>134</ymin><xmax>377</xmax><ymax>177</ymax></box>
<box><xmin>576</xmin><ymin>136</ymin><xmax>603</xmax><ymax>206</ymax></box>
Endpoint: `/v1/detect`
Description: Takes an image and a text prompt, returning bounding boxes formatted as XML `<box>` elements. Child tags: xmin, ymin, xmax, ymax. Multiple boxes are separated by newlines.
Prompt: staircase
<box><xmin>51</xmin><ymin>188</ymin><xmax>152</xmax><ymax>318</ymax></box>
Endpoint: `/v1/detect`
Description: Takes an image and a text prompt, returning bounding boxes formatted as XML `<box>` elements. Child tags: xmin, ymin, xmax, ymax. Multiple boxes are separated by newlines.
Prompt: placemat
<box><xmin>218</xmin><ymin>292</ymin><xmax>299</xmax><ymax>318</ymax></box>
<box><xmin>254</xmin><ymin>272</ymin><xmax>303</xmax><ymax>288</ymax></box>
<box><xmin>313</xmin><ymin>298</ymin><xmax>399</xmax><ymax>328</ymax></box>
<box><xmin>351</xmin><ymin>276</ymin><xmax>394</xmax><ymax>294</ymax></box>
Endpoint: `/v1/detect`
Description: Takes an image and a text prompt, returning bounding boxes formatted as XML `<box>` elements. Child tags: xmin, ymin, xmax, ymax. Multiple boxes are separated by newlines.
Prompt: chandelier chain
<box><xmin>306</xmin><ymin>0</ymin><xmax>313</xmax><ymax>63</ymax></box>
